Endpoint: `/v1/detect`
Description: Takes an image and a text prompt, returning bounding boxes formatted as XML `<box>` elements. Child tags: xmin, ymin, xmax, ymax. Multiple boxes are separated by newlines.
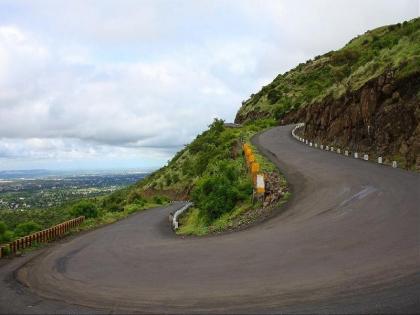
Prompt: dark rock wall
<box><xmin>284</xmin><ymin>71</ymin><xmax>420</xmax><ymax>170</ymax></box>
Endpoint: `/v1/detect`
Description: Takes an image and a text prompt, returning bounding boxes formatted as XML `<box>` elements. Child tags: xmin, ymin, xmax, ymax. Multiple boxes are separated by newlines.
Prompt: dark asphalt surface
<box><xmin>1</xmin><ymin>125</ymin><xmax>419</xmax><ymax>314</ymax></box>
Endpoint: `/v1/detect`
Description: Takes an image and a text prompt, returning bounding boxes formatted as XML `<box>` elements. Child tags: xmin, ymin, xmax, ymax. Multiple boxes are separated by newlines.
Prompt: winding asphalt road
<box><xmin>1</xmin><ymin>125</ymin><xmax>419</xmax><ymax>314</ymax></box>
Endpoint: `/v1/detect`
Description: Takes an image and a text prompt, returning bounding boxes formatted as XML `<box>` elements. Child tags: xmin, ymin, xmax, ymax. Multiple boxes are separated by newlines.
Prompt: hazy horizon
<box><xmin>0</xmin><ymin>168</ymin><xmax>156</xmax><ymax>182</ymax></box>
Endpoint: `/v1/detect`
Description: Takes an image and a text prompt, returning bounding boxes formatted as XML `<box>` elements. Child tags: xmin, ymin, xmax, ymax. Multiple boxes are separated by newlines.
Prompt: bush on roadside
<box><xmin>127</xmin><ymin>190</ymin><xmax>145</xmax><ymax>204</ymax></box>
<box><xmin>274</xmin><ymin>105</ymin><xmax>288</xmax><ymax>120</ymax></box>
<box><xmin>14</xmin><ymin>221</ymin><xmax>42</xmax><ymax>237</ymax></box>
<box><xmin>1</xmin><ymin>230</ymin><xmax>14</xmax><ymax>243</ymax></box>
<box><xmin>0</xmin><ymin>221</ymin><xmax>14</xmax><ymax>243</ymax></box>
<box><xmin>192</xmin><ymin>160</ymin><xmax>252</xmax><ymax>222</ymax></box>
<box><xmin>153</xmin><ymin>196</ymin><xmax>163</xmax><ymax>204</ymax></box>
<box><xmin>102</xmin><ymin>190</ymin><xmax>126</xmax><ymax>212</ymax></box>
<box><xmin>70</xmin><ymin>200</ymin><xmax>99</xmax><ymax>218</ymax></box>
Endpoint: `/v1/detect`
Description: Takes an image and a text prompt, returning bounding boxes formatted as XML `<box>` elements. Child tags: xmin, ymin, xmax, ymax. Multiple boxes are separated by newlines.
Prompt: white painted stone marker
<box><xmin>337</xmin><ymin>148</ymin><xmax>341</xmax><ymax>154</ymax></box>
<box><xmin>345</xmin><ymin>150</ymin><xmax>349</xmax><ymax>156</ymax></box>
<box><xmin>330</xmin><ymin>147</ymin><xmax>334</xmax><ymax>152</ymax></box>
<box><xmin>310</xmin><ymin>142</ymin><xmax>313</xmax><ymax>146</ymax></box>
<box><xmin>364</xmin><ymin>154</ymin><xmax>368</xmax><ymax>161</ymax></box>
<box><xmin>378</xmin><ymin>157</ymin><xmax>383</xmax><ymax>164</ymax></box>
<box><xmin>354</xmin><ymin>152</ymin><xmax>358</xmax><ymax>159</ymax></box>
<box><xmin>256</xmin><ymin>174</ymin><xmax>265</xmax><ymax>194</ymax></box>
<box><xmin>326</xmin><ymin>146</ymin><xmax>329</xmax><ymax>150</ymax></box>
<box><xmin>320</xmin><ymin>145</ymin><xmax>324</xmax><ymax>150</ymax></box>
<box><xmin>392</xmin><ymin>161</ymin><xmax>397</xmax><ymax>168</ymax></box>
<box><xmin>315</xmin><ymin>143</ymin><xmax>318</xmax><ymax>148</ymax></box>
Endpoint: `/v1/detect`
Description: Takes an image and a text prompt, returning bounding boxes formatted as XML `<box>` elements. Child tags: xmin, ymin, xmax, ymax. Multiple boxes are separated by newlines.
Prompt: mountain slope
<box><xmin>235</xmin><ymin>18</ymin><xmax>419</xmax><ymax>170</ymax></box>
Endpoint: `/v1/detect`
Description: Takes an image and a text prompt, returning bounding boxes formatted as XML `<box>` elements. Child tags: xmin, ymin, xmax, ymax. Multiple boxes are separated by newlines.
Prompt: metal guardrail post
<box><xmin>172</xmin><ymin>202</ymin><xmax>193</xmax><ymax>230</ymax></box>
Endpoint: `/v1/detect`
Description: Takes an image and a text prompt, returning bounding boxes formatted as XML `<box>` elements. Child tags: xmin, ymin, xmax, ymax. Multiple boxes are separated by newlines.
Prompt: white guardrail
<box><xmin>170</xmin><ymin>201</ymin><xmax>194</xmax><ymax>230</ymax></box>
<box><xmin>292</xmin><ymin>123</ymin><xmax>398</xmax><ymax>169</ymax></box>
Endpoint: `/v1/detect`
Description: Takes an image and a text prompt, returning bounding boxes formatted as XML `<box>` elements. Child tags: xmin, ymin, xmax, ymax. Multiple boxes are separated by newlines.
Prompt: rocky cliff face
<box><xmin>233</xmin><ymin>19</ymin><xmax>419</xmax><ymax>170</ymax></box>
<box><xmin>284</xmin><ymin>70</ymin><xmax>420</xmax><ymax>170</ymax></box>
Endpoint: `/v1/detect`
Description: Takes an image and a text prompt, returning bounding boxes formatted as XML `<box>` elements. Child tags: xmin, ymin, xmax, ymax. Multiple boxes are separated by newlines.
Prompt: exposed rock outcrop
<box><xmin>263</xmin><ymin>172</ymin><xmax>287</xmax><ymax>208</ymax></box>
<box><xmin>284</xmin><ymin>71</ymin><xmax>420</xmax><ymax>170</ymax></box>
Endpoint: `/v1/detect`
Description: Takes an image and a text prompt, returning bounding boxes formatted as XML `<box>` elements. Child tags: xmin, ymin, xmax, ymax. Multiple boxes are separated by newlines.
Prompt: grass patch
<box><xmin>177</xmin><ymin>207</ymin><xmax>208</xmax><ymax>236</ymax></box>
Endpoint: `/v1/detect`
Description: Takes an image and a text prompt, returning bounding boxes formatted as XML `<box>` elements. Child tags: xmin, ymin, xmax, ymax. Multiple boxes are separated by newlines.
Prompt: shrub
<box><xmin>189</xmin><ymin>119</ymin><xmax>224</xmax><ymax>154</ymax></box>
<box><xmin>127</xmin><ymin>190</ymin><xmax>145</xmax><ymax>204</ymax></box>
<box><xmin>153</xmin><ymin>195</ymin><xmax>169</xmax><ymax>204</ymax></box>
<box><xmin>102</xmin><ymin>190</ymin><xmax>126</xmax><ymax>212</ymax></box>
<box><xmin>193</xmin><ymin>151</ymin><xmax>213</xmax><ymax>175</ymax></box>
<box><xmin>0</xmin><ymin>221</ymin><xmax>13</xmax><ymax>243</ymax></box>
<box><xmin>108</xmin><ymin>203</ymin><xmax>124</xmax><ymax>212</ymax></box>
<box><xmin>192</xmin><ymin>161</ymin><xmax>251</xmax><ymax>222</ymax></box>
<box><xmin>0</xmin><ymin>230</ymin><xmax>14</xmax><ymax>244</ymax></box>
<box><xmin>70</xmin><ymin>200</ymin><xmax>99</xmax><ymax>218</ymax></box>
<box><xmin>164</xmin><ymin>174</ymin><xmax>172</xmax><ymax>186</ymax></box>
<box><xmin>14</xmin><ymin>221</ymin><xmax>42</xmax><ymax>237</ymax></box>
<box><xmin>193</xmin><ymin>175</ymin><xmax>239</xmax><ymax>222</ymax></box>
<box><xmin>172</xmin><ymin>173</ymin><xmax>180</xmax><ymax>183</ymax></box>
<box><xmin>267</xmin><ymin>89</ymin><xmax>282</xmax><ymax>104</ymax></box>
<box><xmin>274</xmin><ymin>106</ymin><xmax>288</xmax><ymax>120</ymax></box>
<box><xmin>330</xmin><ymin>48</ymin><xmax>360</xmax><ymax>65</ymax></box>
<box><xmin>1</xmin><ymin>231</ymin><xmax>13</xmax><ymax>242</ymax></box>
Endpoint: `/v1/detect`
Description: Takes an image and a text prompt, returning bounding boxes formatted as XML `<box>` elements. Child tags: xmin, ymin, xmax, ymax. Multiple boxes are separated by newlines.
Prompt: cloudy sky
<box><xmin>0</xmin><ymin>0</ymin><xmax>418</xmax><ymax>171</ymax></box>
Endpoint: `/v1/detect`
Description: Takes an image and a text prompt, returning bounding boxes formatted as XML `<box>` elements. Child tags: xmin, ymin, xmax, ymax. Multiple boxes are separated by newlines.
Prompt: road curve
<box><xmin>2</xmin><ymin>125</ymin><xmax>420</xmax><ymax>314</ymax></box>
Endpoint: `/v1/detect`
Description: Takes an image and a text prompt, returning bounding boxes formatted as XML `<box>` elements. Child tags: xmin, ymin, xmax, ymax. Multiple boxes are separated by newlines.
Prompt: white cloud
<box><xmin>0</xmin><ymin>27</ymin><xmax>241</xmax><ymax>145</ymax></box>
<box><xmin>0</xmin><ymin>0</ymin><xmax>417</xmax><ymax>170</ymax></box>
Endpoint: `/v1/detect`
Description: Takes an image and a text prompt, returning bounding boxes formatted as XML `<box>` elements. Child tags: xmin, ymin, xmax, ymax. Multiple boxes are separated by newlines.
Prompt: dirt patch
<box><xmin>141</xmin><ymin>187</ymin><xmax>191</xmax><ymax>201</ymax></box>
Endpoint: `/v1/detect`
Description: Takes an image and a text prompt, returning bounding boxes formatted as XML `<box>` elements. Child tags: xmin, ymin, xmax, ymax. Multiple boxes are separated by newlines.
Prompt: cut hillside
<box><xmin>235</xmin><ymin>18</ymin><xmax>420</xmax><ymax>170</ymax></box>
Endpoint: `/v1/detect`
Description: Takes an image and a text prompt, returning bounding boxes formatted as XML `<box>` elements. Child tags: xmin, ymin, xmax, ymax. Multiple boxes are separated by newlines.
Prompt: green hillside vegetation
<box><xmin>235</xmin><ymin>18</ymin><xmax>420</xmax><ymax>122</ymax></box>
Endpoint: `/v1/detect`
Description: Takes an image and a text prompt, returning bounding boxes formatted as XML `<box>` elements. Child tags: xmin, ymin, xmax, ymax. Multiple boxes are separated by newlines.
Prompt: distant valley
<box><xmin>0</xmin><ymin>170</ymin><xmax>150</xmax><ymax>211</ymax></box>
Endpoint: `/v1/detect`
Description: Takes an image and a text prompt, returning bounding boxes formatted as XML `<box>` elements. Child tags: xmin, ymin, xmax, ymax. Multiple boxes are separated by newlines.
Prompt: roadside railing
<box><xmin>170</xmin><ymin>202</ymin><xmax>193</xmax><ymax>230</ymax></box>
<box><xmin>242</xmin><ymin>143</ymin><xmax>265</xmax><ymax>197</ymax></box>
<box><xmin>292</xmin><ymin>123</ymin><xmax>399</xmax><ymax>169</ymax></box>
<box><xmin>0</xmin><ymin>216</ymin><xmax>85</xmax><ymax>258</ymax></box>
